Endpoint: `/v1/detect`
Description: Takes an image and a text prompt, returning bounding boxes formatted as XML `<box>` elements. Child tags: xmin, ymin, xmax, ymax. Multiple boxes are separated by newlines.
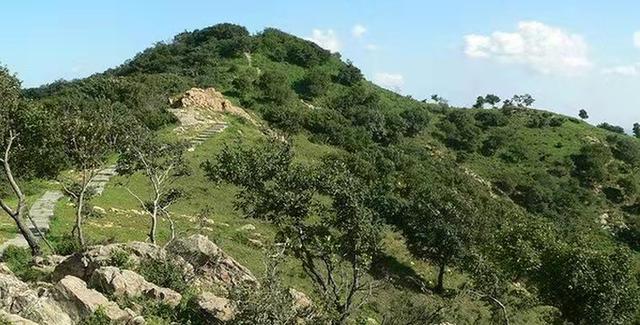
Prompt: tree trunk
<box><xmin>76</xmin><ymin>184</ymin><xmax>87</xmax><ymax>248</ymax></box>
<box><xmin>149</xmin><ymin>204</ymin><xmax>158</xmax><ymax>244</ymax></box>
<box><xmin>12</xmin><ymin>205</ymin><xmax>41</xmax><ymax>256</ymax></box>
<box><xmin>436</xmin><ymin>261</ymin><xmax>446</xmax><ymax>294</ymax></box>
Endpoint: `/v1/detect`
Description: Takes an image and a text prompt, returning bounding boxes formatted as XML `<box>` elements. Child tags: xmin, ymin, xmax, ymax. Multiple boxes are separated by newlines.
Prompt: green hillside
<box><xmin>1</xmin><ymin>23</ymin><xmax>639</xmax><ymax>324</ymax></box>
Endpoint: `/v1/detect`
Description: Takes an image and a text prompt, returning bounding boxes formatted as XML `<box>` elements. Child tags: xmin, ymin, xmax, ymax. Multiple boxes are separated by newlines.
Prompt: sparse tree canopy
<box><xmin>578</xmin><ymin>109</ymin><xmax>589</xmax><ymax>119</ymax></box>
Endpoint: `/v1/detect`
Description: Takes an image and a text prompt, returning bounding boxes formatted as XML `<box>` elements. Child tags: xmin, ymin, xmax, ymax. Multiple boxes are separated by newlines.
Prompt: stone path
<box><xmin>0</xmin><ymin>165</ymin><xmax>117</xmax><ymax>252</ymax></box>
<box><xmin>189</xmin><ymin>122</ymin><xmax>228</xmax><ymax>150</ymax></box>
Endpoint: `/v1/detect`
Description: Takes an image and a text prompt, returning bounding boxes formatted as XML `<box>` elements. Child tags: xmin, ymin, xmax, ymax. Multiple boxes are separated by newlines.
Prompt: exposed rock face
<box><xmin>166</xmin><ymin>235</ymin><xmax>257</xmax><ymax>287</ymax></box>
<box><xmin>90</xmin><ymin>266</ymin><xmax>182</xmax><ymax>307</ymax></box>
<box><xmin>53</xmin><ymin>275</ymin><xmax>131</xmax><ymax>323</ymax></box>
<box><xmin>169</xmin><ymin>87</ymin><xmax>257</xmax><ymax>131</ymax></box>
<box><xmin>289</xmin><ymin>288</ymin><xmax>313</xmax><ymax>312</ymax></box>
<box><xmin>196</xmin><ymin>292</ymin><xmax>236</xmax><ymax>322</ymax></box>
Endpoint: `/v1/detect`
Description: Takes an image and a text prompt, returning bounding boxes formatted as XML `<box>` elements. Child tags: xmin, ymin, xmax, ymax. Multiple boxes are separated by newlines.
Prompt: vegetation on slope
<box><xmin>0</xmin><ymin>23</ymin><xmax>638</xmax><ymax>323</ymax></box>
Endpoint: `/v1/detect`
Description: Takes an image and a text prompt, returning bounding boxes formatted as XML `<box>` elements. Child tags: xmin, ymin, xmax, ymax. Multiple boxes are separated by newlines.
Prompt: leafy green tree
<box><xmin>578</xmin><ymin>109</ymin><xmax>589</xmax><ymax>119</ymax></box>
<box><xmin>61</xmin><ymin>103</ymin><xmax>113</xmax><ymax>248</ymax></box>
<box><xmin>335</xmin><ymin>60</ymin><xmax>363</xmax><ymax>86</ymax></box>
<box><xmin>399</xmin><ymin>163</ymin><xmax>491</xmax><ymax>293</ymax></box>
<box><xmin>117</xmin><ymin>130</ymin><xmax>188</xmax><ymax>244</ymax></box>
<box><xmin>633</xmin><ymin>122</ymin><xmax>640</xmax><ymax>138</ymax></box>
<box><xmin>203</xmin><ymin>140</ymin><xmax>381</xmax><ymax>324</ymax></box>
<box><xmin>484</xmin><ymin>94</ymin><xmax>501</xmax><ymax>107</ymax></box>
<box><xmin>400</xmin><ymin>107</ymin><xmax>430</xmax><ymax>137</ymax></box>
<box><xmin>257</xmin><ymin>69</ymin><xmax>293</xmax><ymax>104</ymax></box>
<box><xmin>537</xmin><ymin>245</ymin><xmax>639</xmax><ymax>324</ymax></box>
<box><xmin>597</xmin><ymin>122</ymin><xmax>625</xmax><ymax>134</ymax></box>
<box><xmin>571</xmin><ymin>143</ymin><xmax>613</xmax><ymax>186</ymax></box>
<box><xmin>606</xmin><ymin>135</ymin><xmax>640</xmax><ymax>166</ymax></box>
<box><xmin>438</xmin><ymin>110</ymin><xmax>482</xmax><ymax>152</ymax></box>
<box><xmin>299</xmin><ymin>67</ymin><xmax>331</xmax><ymax>98</ymax></box>
<box><xmin>430</xmin><ymin>94</ymin><xmax>449</xmax><ymax>106</ymax></box>
<box><xmin>472</xmin><ymin>96</ymin><xmax>485</xmax><ymax>109</ymax></box>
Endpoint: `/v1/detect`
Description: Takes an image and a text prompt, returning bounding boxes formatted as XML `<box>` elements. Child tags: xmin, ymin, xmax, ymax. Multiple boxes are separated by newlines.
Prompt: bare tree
<box><xmin>0</xmin><ymin>132</ymin><xmax>41</xmax><ymax>255</ymax></box>
<box><xmin>118</xmin><ymin>133</ymin><xmax>188</xmax><ymax>244</ymax></box>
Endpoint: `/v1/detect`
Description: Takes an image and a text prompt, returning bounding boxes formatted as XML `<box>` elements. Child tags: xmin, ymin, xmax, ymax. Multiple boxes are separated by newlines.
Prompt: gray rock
<box><xmin>166</xmin><ymin>235</ymin><xmax>256</xmax><ymax>287</ymax></box>
<box><xmin>53</xmin><ymin>275</ymin><xmax>131</xmax><ymax>324</ymax></box>
<box><xmin>196</xmin><ymin>292</ymin><xmax>235</xmax><ymax>322</ymax></box>
<box><xmin>90</xmin><ymin>266</ymin><xmax>182</xmax><ymax>307</ymax></box>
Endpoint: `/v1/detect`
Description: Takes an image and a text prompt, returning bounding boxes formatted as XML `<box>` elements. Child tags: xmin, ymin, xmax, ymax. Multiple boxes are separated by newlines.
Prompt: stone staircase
<box><xmin>189</xmin><ymin>123</ymin><xmax>228</xmax><ymax>149</ymax></box>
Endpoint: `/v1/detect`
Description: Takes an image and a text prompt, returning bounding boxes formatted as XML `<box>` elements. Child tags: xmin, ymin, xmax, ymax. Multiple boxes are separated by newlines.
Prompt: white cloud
<box><xmin>352</xmin><ymin>24</ymin><xmax>367</xmax><ymax>38</ymax></box>
<box><xmin>634</xmin><ymin>31</ymin><xmax>640</xmax><ymax>49</ymax></box>
<box><xmin>464</xmin><ymin>21</ymin><xmax>592</xmax><ymax>75</ymax></box>
<box><xmin>602</xmin><ymin>63</ymin><xmax>640</xmax><ymax>77</ymax></box>
<box><xmin>374</xmin><ymin>73</ymin><xmax>404</xmax><ymax>92</ymax></box>
<box><xmin>306</xmin><ymin>29</ymin><xmax>340</xmax><ymax>52</ymax></box>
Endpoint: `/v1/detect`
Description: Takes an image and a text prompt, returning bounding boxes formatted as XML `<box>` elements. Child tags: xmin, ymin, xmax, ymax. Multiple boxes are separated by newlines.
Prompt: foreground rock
<box><xmin>53</xmin><ymin>275</ymin><xmax>132</xmax><ymax>323</ymax></box>
<box><xmin>196</xmin><ymin>292</ymin><xmax>236</xmax><ymax>322</ymax></box>
<box><xmin>0</xmin><ymin>310</ymin><xmax>39</xmax><ymax>325</ymax></box>
<box><xmin>90</xmin><ymin>266</ymin><xmax>181</xmax><ymax>307</ymax></box>
<box><xmin>52</xmin><ymin>241</ymin><xmax>192</xmax><ymax>283</ymax></box>
<box><xmin>166</xmin><ymin>235</ymin><xmax>257</xmax><ymax>288</ymax></box>
<box><xmin>0</xmin><ymin>264</ymin><xmax>73</xmax><ymax>325</ymax></box>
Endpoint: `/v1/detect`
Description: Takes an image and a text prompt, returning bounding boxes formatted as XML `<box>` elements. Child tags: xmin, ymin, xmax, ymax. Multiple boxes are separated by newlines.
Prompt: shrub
<box><xmin>257</xmin><ymin>70</ymin><xmax>293</xmax><ymax>104</ymax></box>
<box><xmin>139</xmin><ymin>258</ymin><xmax>187</xmax><ymax>292</ymax></box>
<box><xmin>109</xmin><ymin>249</ymin><xmax>134</xmax><ymax>269</ymax></box>
<box><xmin>298</xmin><ymin>67</ymin><xmax>331</xmax><ymax>99</ymax></box>
<box><xmin>571</xmin><ymin>143</ymin><xmax>613</xmax><ymax>186</ymax></box>
<box><xmin>474</xmin><ymin>110</ymin><xmax>508</xmax><ymax>129</ymax></box>
<box><xmin>79</xmin><ymin>308</ymin><xmax>111</xmax><ymax>325</ymax></box>
<box><xmin>335</xmin><ymin>60</ymin><xmax>363</xmax><ymax>86</ymax></box>
<box><xmin>598</xmin><ymin>123</ymin><xmax>626</xmax><ymax>134</ymax></box>
<box><xmin>261</xmin><ymin>103</ymin><xmax>304</xmax><ymax>134</ymax></box>
<box><xmin>1</xmin><ymin>246</ymin><xmax>48</xmax><ymax>282</ymax></box>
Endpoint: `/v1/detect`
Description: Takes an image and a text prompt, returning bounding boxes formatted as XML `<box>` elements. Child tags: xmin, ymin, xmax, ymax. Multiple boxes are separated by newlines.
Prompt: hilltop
<box><xmin>0</xmin><ymin>23</ymin><xmax>638</xmax><ymax>324</ymax></box>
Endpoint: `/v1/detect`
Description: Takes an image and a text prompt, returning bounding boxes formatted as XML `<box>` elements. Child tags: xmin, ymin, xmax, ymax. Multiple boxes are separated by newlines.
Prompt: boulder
<box><xmin>196</xmin><ymin>292</ymin><xmax>235</xmax><ymax>322</ymax></box>
<box><xmin>166</xmin><ymin>235</ymin><xmax>256</xmax><ymax>287</ymax></box>
<box><xmin>0</xmin><ymin>310</ymin><xmax>39</xmax><ymax>325</ymax></box>
<box><xmin>51</xmin><ymin>242</ymin><xmax>173</xmax><ymax>282</ymax></box>
<box><xmin>0</xmin><ymin>264</ymin><xmax>72</xmax><ymax>325</ymax></box>
<box><xmin>53</xmin><ymin>275</ymin><xmax>131</xmax><ymax>323</ymax></box>
<box><xmin>90</xmin><ymin>267</ymin><xmax>182</xmax><ymax>308</ymax></box>
<box><xmin>289</xmin><ymin>288</ymin><xmax>313</xmax><ymax>312</ymax></box>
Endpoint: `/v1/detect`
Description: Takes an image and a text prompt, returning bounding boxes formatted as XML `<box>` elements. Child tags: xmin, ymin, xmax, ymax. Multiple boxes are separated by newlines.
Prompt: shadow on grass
<box><xmin>371</xmin><ymin>253</ymin><xmax>432</xmax><ymax>294</ymax></box>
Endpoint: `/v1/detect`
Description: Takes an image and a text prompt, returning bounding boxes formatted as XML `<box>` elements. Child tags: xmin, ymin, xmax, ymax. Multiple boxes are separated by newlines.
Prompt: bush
<box><xmin>260</xmin><ymin>103</ymin><xmax>304</xmax><ymax>134</ymax></box>
<box><xmin>335</xmin><ymin>60</ymin><xmax>363</xmax><ymax>86</ymax></box>
<box><xmin>437</xmin><ymin>110</ymin><xmax>482</xmax><ymax>152</ymax></box>
<box><xmin>79</xmin><ymin>308</ymin><xmax>111</xmax><ymax>325</ymax></box>
<box><xmin>571</xmin><ymin>143</ymin><xmax>613</xmax><ymax>186</ymax></box>
<box><xmin>1</xmin><ymin>246</ymin><xmax>47</xmax><ymax>282</ymax></box>
<box><xmin>474</xmin><ymin>110</ymin><xmax>508</xmax><ymax>129</ymax></box>
<box><xmin>606</xmin><ymin>135</ymin><xmax>640</xmax><ymax>166</ymax></box>
<box><xmin>139</xmin><ymin>258</ymin><xmax>188</xmax><ymax>292</ymax></box>
<box><xmin>298</xmin><ymin>67</ymin><xmax>331</xmax><ymax>99</ymax></box>
<box><xmin>257</xmin><ymin>70</ymin><xmax>294</xmax><ymax>104</ymax></box>
<box><xmin>598</xmin><ymin>123</ymin><xmax>626</xmax><ymax>134</ymax></box>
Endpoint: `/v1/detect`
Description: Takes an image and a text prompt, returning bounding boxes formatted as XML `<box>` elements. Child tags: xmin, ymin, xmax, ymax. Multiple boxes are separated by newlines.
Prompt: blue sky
<box><xmin>2</xmin><ymin>0</ymin><xmax>639</xmax><ymax>126</ymax></box>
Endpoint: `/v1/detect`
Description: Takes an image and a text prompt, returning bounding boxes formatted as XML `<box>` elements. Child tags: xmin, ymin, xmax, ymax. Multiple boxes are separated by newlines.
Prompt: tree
<box><xmin>61</xmin><ymin>103</ymin><xmax>113</xmax><ymax>248</ymax></box>
<box><xmin>299</xmin><ymin>67</ymin><xmax>331</xmax><ymax>99</ymax></box>
<box><xmin>437</xmin><ymin>110</ymin><xmax>482</xmax><ymax>152</ymax></box>
<box><xmin>203</xmin><ymin>140</ymin><xmax>381</xmax><ymax>324</ymax></box>
<box><xmin>117</xmin><ymin>131</ymin><xmax>188</xmax><ymax>244</ymax></box>
<box><xmin>633</xmin><ymin>122</ymin><xmax>640</xmax><ymax>138</ymax></box>
<box><xmin>0</xmin><ymin>131</ymin><xmax>42</xmax><ymax>255</ymax></box>
<box><xmin>395</xmin><ymin>161</ymin><xmax>494</xmax><ymax>294</ymax></box>
<box><xmin>257</xmin><ymin>69</ymin><xmax>293</xmax><ymax>104</ymax></box>
<box><xmin>578</xmin><ymin>109</ymin><xmax>589</xmax><ymax>120</ymax></box>
<box><xmin>597</xmin><ymin>122</ymin><xmax>625</xmax><ymax>134</ymax></box>
<box><xmin>430</xmin><ymin>94</ymin><xmax>449</xmax><ymax>106</ymax></box>
<box><xmin>537</xmin><ymin>245</ymin><xmax>639</xmax><ymax>324</ymax></box>
<box><xmin>335</xmin><ymin>60</ymin><xmax>363</xmax><ymax>86</ymax></box>
<box><xmin>472</xmin><ymin>96</ymin><xmax>485</xmax><ymax>109</ymax></box>
<box><xmin>571</xmin><ymin>143</ymin><xmax>612</xmax><ymax>186</ymax></box>
<box><xmin>484</xmin><ymin>94</ymin><xmax>501</xmax><ymax>107</ymax></box>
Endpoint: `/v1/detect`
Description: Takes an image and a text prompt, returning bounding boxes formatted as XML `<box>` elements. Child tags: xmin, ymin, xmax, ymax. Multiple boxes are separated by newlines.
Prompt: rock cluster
<box><xmin>169</xmin><ymin>87</ymin><xmax>256</xmax><ymax>128</ymax></box>
<box><xmin>0</xmin><ymin>234</ymin><xmax>310</xmax><ymax>324</ymax></box>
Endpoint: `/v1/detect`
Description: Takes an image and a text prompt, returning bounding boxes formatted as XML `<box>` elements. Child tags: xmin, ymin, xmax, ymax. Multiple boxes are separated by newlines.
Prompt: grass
<box><xmin>39</xmin><ymin>113</ymin><xmax>488</xmax><ymax>322</ymax></box>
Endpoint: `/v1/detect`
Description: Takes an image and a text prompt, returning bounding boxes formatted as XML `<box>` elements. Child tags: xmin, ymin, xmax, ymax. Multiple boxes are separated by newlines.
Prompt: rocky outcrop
<box><xmin>0</xmin><ymin>310</ymin><xmax>39</xmax><ymax>325</ymax></box>
<box><xmin>196</xmin><ymin>292</ymin><xmax>236</xmax><ymax>322</ymax></box>
<box><xmin>53</xmin><ymin>275</ymin><xmax>131</xmax><ymax>323</ymax></box>
<box><xmin>90</xmin><ymin>266</ymin><xmax>181</xmax><ymax>307</ymax></box>
<box><xmin>169</xmin><ymin>87</ymin><xmax>254</xmax><ymax>124</ymax></box>
<box><xmin>165</xmin><ymin>235</ymin><xmax>257</xmax><ymax>288</ymax></box>
<box><xmin>0</xmin><ymin>264</ymin><xmax>73</xmax><ymax>325</ymax></box>
<box><xmin>52</xmin><ymin>241</ymin><xmax>192</xmax><ymax>283</ymax></box>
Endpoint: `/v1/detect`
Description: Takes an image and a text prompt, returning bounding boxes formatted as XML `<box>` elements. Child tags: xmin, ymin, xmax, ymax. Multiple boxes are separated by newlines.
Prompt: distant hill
<box><xmin>12</xmin><ymin>23</ymin><xmax>640</xmax><ymax>323</ymax></box>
